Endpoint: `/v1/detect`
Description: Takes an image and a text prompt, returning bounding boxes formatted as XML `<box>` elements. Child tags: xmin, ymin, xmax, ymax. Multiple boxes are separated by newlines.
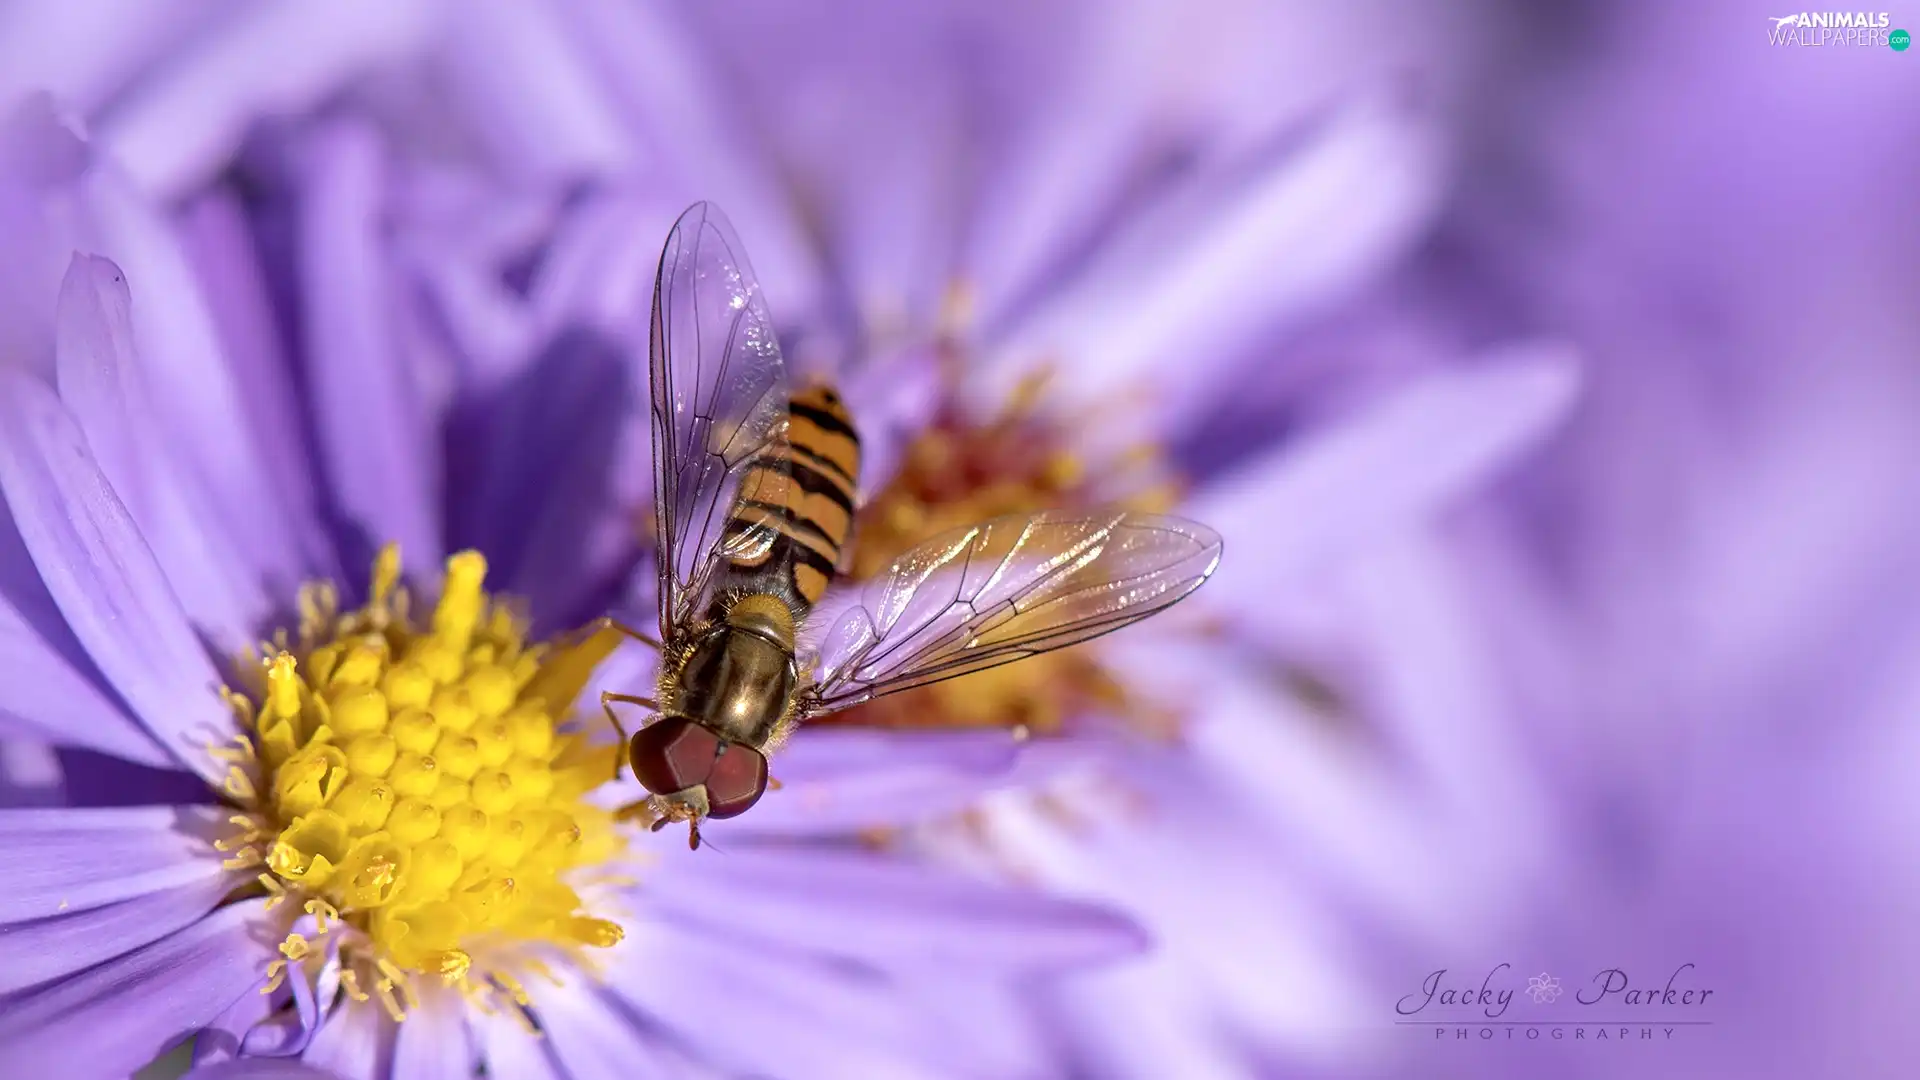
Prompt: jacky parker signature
<box><xmin>1397</xmin><ymin>964</ymin><xmax>1715</xmax><ymax>1019</ymax></box>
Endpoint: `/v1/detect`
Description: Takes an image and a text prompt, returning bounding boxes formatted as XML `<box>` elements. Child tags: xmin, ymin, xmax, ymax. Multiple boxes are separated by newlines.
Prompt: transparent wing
<box><xmin>649</xmin><ymin>201</ymin><xmax>792</xmax><ymax>634</ymax></box>
<box><xmin>803</xmin><ymin>510</ymin><xmax>1222</xmax><ymax>712</ymax></box>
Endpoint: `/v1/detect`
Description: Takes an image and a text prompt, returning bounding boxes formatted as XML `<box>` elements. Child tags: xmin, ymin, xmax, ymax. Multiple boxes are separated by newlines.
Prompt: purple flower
<box><xmin>344</xmin><ymin>9</ymin><xmax>1581</xmax><ymax>1080</ymax></box>
<box><xmin>0</xmin><ymin>104</ymin><xmax>1145</xmax><ymax>1080</ymax></box>
<box><xmin>291</xmin><ymin>7</ymin><xmax>1583</xmax><ymax>1079</ymax></box>
<box><xmin>4</xmin><ymin>4</ymin><xmax>1592</xmax><ymax>1079</ymax></box>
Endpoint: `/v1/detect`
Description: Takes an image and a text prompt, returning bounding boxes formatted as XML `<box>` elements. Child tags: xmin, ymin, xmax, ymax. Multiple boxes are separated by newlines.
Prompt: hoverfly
<box><xmin>602</xmin><ymin>201</ymin><xmax>1223</xmax><ymax>848</ymax></box>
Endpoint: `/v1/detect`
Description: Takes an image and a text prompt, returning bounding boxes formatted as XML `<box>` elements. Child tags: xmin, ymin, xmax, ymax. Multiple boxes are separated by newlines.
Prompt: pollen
<box><xmin>216</xmin><ymin>545</ymin><xmax>631</xmax><ymax>1019</ymax></box>
<box><xmin>833</xmin><ymin>366</ymin><xmax>1179</xmax><ymax>738</ymax></box>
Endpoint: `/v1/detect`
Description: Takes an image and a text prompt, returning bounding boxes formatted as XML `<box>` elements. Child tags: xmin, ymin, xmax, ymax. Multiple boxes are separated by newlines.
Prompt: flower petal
<box><xmin>0</xmin><ymin>369</ymin><xmax>235</xmax><ymax>784</ymax></box>
<box><xmin>177</xmin><ymin>189</ymin><xmax>336</xmax><ymax>586</ymax></box>
<box><xmin>190</xmin><ymin>979</ymin><xmax>276</xmax><ymax>1067</ymax></box>
<box><xmin>430</xmin><ymin>0</ymin><xmax>637</xmax><ymax>182</ymax></box>
<box><xmin>471</xmin><ymin>1011</ymin><xmax>565</xmax><ymax>1080</ymax></box>
<box><xmin>300</xmin><ymin>999</ymin><xmax>393</xmax><ymax>1080</ymax></box>
<box><xmin>390</xmin><ymin>982</ymin><xmax>473</xmax><ymax>1080</ymax></box>
<box><xmin>983</xmin><ymin>90</ymin><xmax>1447</xmax><ymax>441</ymax></box>
<box><xmin>0</xmin><ymin>863</ymin><xmax>233</xmax><ymax>994</ymax></box>
<box><xmin>0</xmin><ymin>741</ymin><xmax>63</xmax><ymax>809</ymax></box>
<box><xmin>96</xmin><ymin>0</ymin><xmax>445</xmax><ymax>198</ymax></box>
<box><xmin>77</xmin><ymin>162</ymin><xmax>325</xmax><ymax>596</ymax></box>
<box><xmin>393</xmin><ymin>182</ymin><xmax>545</xmax><ymax>388</ymax></box>
<box><xmin>0</xmin><ymin>897</ymin><xmax>268</xmax><ymax>1077</ymax></box>
<box><xmin>527</xmin><ymin>978</ymin><xmax>702</xmax><ymax>1080</ymax></box>
<box><xmin>0</xmin><ymin>515</ymin><xmax>172</xmax><ymax>767</ymax></box>
<box><xmin>549</xmin><ymin>0</ymin><xmax>822</xmax><ymax>314</ymax></box>
<box><xmin>184</xmin><ymin>1061</ymin><xmax>348</xmax><ymax>1080</ymax></box>
<box><xmin>1190</xmin><ymin>346</ymin><xmax>1580</xmax><ymax>614</ymax></box>
<box><xmin>642</xmin><ymin>844</ymin><xmax>1146</xmax><ymax>972</ymax></box>
<box><xmin>721</xmin><ymin>728</ymin><xmax>1023</xmax><ymax>837</ymax></box>
<box><xmin>296</xmin><ymin>122</ymin><xmax>442</xmax><ymax>578</ymax></box>
<box><xmin>52</xmin><ymin>252</ymin><xmax>265</xmax><ymax>654</ymax></box>
<box><xmin>51</xmin><ymin>747</ymin><xmax>213</xmax><ymax>807</ymax></box>
<box><xmin>49</xmin><ymin>255</ymin><xmax>146</xmax><ymax>515</ymax></box>
<box><xmin>0</xmin><ymin>804</ymin><xmax>228</xmax><ymax>921</ymax></box>
<box><xmin>0</xmin><ymin>5</ymin><xmax>200</xmax><ymax>115</ymax></box>
<box><xmin>1044</xmin><ymin>956</ymin><xmax>1263</xmax><ymax>1080</ymax></box>
<box><xmin>446</xmin><ymin>325</ymin><xmax>637</xmax><ymax>631</ymax></box>
<box><xmin>834</xmin><ymin>347</ymin><xmax>943</xmax><ymax>504</ymax></box>
<box><xmin>605</xmin><ymin>931</ymin><xmax>951</xmax><ymax>1080</ymax></box>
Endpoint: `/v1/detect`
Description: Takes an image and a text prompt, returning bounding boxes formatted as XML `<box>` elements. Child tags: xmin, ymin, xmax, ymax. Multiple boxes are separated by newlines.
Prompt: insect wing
<box><xmin>804</xmin><ymin>510</ymin><xmax>1222</xmax><ymax>712</ymax></box>
<box><xmin>649</xmin><ymin>202</ymin><xmax>792</xmax><ymax>633</ymax></box>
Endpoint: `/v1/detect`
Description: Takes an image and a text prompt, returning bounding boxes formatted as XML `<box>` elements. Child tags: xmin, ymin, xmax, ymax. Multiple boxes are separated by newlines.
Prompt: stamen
<box><xmin>834</xmin><ymin>370</ymin><xmax>1177</xmax><ymax>737</ymax></box>
<box><xmin>224</xmin><ymin>767</ymin><xmax>257</xmax><ymax>802</ymax></box>
<box><xmin>375</xmin><ymin>977</ymin><xmax>407</xmax><ymax>1022</ymax></box>
<box><xmin>494</xmin><ymin>971</ymin><xmax>532</xmax><ymax>1007</ymax></box>
<box><xmin>219</xmin><ymin>546</ymin><xmax>631</xmax><ymax>1023</ymax></box>
<box><xmin>305</xmin><ymin>897</ymin><xmax>340</xmax><ymax>933</ymax></box>
<box><xmin>371</xmin><ymin>544</ymin><xmax>401</xmax><ymax>609</ymax></box>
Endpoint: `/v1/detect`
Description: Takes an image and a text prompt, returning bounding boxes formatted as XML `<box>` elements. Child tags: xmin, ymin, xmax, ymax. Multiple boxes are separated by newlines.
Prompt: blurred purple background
<box><xmin>3</xmin><ymin>1</ymin><xmax>1916</xmax><ymax>1077</ymax></box>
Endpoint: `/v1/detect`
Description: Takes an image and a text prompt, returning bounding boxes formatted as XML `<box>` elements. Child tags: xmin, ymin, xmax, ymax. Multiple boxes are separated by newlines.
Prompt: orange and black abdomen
<box><xmin>723</xmin><ymin>385</ymin><xmax>862</xmax><ymax>612</ymax></box>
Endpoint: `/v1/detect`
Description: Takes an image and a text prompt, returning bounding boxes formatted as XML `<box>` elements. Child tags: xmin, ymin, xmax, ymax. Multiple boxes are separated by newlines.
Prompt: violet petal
<box><xmin>1190</xmin><ymin>346</ymin><xmax>1581</xmax><ymax>619</ymax></box>
<box><xmin>0</xmin><ymin>898</ymin><xmax>268</xmax><ymax>1077</ymax></box>
<box><xmin>720</xmin><ymin>728</ymin><xmax>1024</xmax><ymax>837</ymax></box>
<box><xmin>296</xmin><ymin>122</ymin><xmax>442</xmax><ymax>577</ymax></box>
<box><xmin>177</xmin><ymin>190</ymin><xmax>336</xmax><ymax>585</ymax></box>
<box><xmin>604</xmin><ymin>932</ymin><xmax>945</xmax><ymax>1080</ymax></box>
<box><xmin>52</xmin><ymin>252</ymin><xmax>265</xmax><ymax>654</ymax></box>
<box><xmin>984</xmin><ymin>91</ymin><xmax>1446</xmax><ymax>441</ymax></box>
<box><xmin>0</xmin><ymin>741</ymin><xmax>64</xmax><ymax>808</ymax></box>
<box><xmin>431</xmin><ymin>0</ymin><xmax>636</xmax><ymax>182</ymax></box>
<box><xmin>0</xmin><ymin>583</ymin><xmax>172</xmax><ymax>768</ymax></box>
<box><xmin>389</xmin><ymin>982</ymin><xmax>473</xmax><ymax>1080</ymax></box>
<box><xmin>0</xmin><ymin>370</ymin><xmax>234</xmax><ymax>784</ymax></box>
<box><xmin>97</xmin><ymin>0</ymin><xmax>445</xmax><ymax>198</ymax></box>
<box><xmin>528</xmin><ymin>977</ymin><xmax>711</xmax><ymax>1080</ymax></box>
<box><xmin>77</xmin><ymin>164</ymin><xmax>323</xmax><ymax>596</ymax></box>
<box><xmin>471</xmin><ymin>1011</ymin><xmax>566</xmax><ymax>1080</ymax></box>
<box><xmin>300</xmin><ymin>998</ymin><xmax>392</xmax><ymax>1080</ymax></box>
<box><xmin>0</xmin><ymin>804</ymin><xmax>228</xmax><ymax>921</ymax></box>
<box><xmin>640</xmin><ymin>844</ymin><xmax>1147</xmax><ymax>972</ymax></box>
<box><xmin>0</xmin><ymin>865</ymin><xmax>233</xmax><ymax>994</ymax></box>
<box><xmin>183</xmin><ymin>1060</ymin><xmax>349</xmax><ymax>1080</ymax></box>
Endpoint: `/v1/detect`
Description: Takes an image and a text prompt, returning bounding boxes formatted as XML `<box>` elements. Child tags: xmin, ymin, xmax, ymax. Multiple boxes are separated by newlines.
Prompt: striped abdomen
<box><xmin>721</xmin><ymin>384</ymin><xmax>862</xmax><ymax>613</ymax></box>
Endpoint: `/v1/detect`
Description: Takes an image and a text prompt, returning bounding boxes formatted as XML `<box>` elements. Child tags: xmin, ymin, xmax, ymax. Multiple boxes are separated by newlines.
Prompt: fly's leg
<box><xmin>601</xmin><ymin>691</ymin><xmax>658</xmax><ymax>782</ymax></box>
<box><xmin>610</xmin><ymin>797</ymin><xmax>702</xmax><ymax>850</ymax></box>
<box><xmin>613</xmin><ymin>797</ymin><xmax>661</xmax><ymax>825</ymax></box>
<box><xmin>599</xmin><ymin>617</ymin><xmax>662</xmax><ymax>651</ymax></box>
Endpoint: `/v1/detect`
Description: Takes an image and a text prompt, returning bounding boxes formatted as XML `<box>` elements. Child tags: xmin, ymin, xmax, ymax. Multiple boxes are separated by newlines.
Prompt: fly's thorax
<box><xmin>725</xmin><ymin>592</ymin><xmax>797</xmax><ymax>651</ymax></box>
<box><xmin>663</xmin><ymin>616</ymin><xmax>797</xmax><ymax>747</ymax></box>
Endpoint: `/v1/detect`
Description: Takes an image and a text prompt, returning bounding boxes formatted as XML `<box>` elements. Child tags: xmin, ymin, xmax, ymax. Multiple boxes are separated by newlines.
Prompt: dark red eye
<box><xmin>627</xmin><ymin>718</ymin><xmax>722</xmax><ymax>796</ymax></box>
<box><xmin>703</xmin><ymin>743</ymin><xmax>768</xmax><ymax>819</ymax></box>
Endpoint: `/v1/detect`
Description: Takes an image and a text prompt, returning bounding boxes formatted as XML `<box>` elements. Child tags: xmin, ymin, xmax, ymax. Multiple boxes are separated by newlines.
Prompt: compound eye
<box><xmin>703</xmin><ymin>742</ymin><xmax>768</xmax><ymax>819</ymax></box>
<box><xmin>627</xmin><ymin>718</ymin><xmax>722</xmax><ymax>796</ymax></box>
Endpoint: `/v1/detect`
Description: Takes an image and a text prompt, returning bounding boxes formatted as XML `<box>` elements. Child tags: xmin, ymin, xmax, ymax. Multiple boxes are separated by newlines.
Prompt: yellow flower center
<box><xmin>831</xmin><ymin>368</ymin><xmax>1180</xmax><ymax>737</ymax></box>
<box><xmin>211</xmin><ymin>545</ymin><xmax>629</xmax><ymax>1021</ymax></box>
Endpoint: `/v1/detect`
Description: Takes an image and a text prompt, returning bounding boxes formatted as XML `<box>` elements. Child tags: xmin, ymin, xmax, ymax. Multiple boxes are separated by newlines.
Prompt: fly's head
<box><xmin>626</xmin><ymin>716</ymin><xmax>770</xmax><ymax>849</ymax></box>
